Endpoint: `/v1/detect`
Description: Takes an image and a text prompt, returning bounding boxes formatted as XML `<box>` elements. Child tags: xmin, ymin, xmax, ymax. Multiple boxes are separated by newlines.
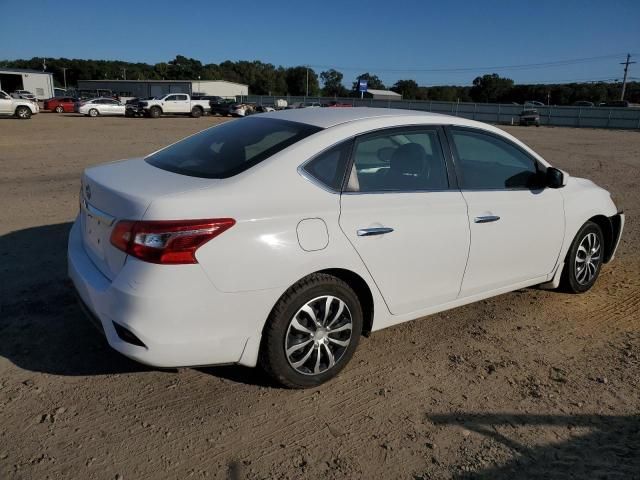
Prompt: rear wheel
<box><xmin>561</xmin><ymin>221</ymin><xmax>604</xmax><ymax>293</ymax></box>
<box><xmin>15</xmin><ymin>106</ymin><xmax>31</xmax><ymax>119</ymax></box>
<box><xmin>88</xmin><ymin>108</ymin><xmax>99</xmax><ymax>117</ymax></box>
<box><xmin>55</xmin><ymin>105</ymin><xmax>64</xmax><ymax>113</ymax></box>
<box><xmin>191</xmin><ymin>106</ymin><xmax>202</xmax><ymax>118</ymax></box>
<box><xmin>260</xmin><ymin>273</ymin><xmax>362</xmax><ymax>388</ymax></box>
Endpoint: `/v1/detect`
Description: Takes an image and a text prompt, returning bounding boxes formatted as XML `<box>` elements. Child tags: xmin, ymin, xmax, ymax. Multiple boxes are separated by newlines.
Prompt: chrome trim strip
<box><xmin>81</xmin><ymin>199</ymin><xmax>116</xmax><ymax>226</ymax></box>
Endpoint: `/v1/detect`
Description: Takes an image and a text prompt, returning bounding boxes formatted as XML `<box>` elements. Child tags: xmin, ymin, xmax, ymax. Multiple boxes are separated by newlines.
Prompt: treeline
<box><xmin>1</xmin><ymin>56</ymin><xmax>638</xmax><ymax>104</ymax></box>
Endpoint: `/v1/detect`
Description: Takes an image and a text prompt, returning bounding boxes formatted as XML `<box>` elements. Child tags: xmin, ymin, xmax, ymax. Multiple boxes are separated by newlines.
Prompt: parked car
<box><xmin>303</xmin><ymin>102</ymin><xmax>322</xmax><ymax>108</ymax></box>
<box><xmin>11</xmin><ymin>90</ymin><xmax>36</xmax><ymax>101</ymax></box>
<box><xmin>519</xmin><ymin>109</ymin><xmax>540</xmax><ymax>127</ymax></box>
<box><xmin>75</xmin><ymin>97</ymin><xmax>126</xmax><ymax>117</ymax></box>
<box><xmin>286</xmin><ymin>102</ymin><xmax>304</xmax><ymax>109</ymax></box>
<box><xmin>324</xmin><ymin>101</ymin><xmax>353</xmax><ymax>108</ymax></box>
<box><xmin>192</xmin><ymin>95</ymin><xmax>223</xmax><ymax>102</ymax></box>
<box><xmin>524</xmin><ymin>100</ymin><xmax>545</xmax><ymax>107</ymax></box>
<box><xmin>44</xmin><ymin>96</ymin><xmax>78</xmax><ymax>113</ymax></box>
<box><xmin>229</xmin><ymin>103</ymin><xmax>255</xmax><ymax>117</ymax></box>
<box><xmin>573</xmin><ymin>101</ymin><xmax>594</xmax><ymax>107</ymax></box>
<box><xmin>0</xmin><ymin>89</ymin><xmax>39</xmax><ymax>118</ymax></box>
<box><xmin>209</xmin><ymin>99</ymin><xmax>235</xmax><ymax>116</ymax></box>
<box><xmin>68</xmin><ymin>108</ymin><xmax>624</xmax><ymax>388</ymax></box>
<box><xmin>599</xmin><ymin>100</ymin><xmax>630</xmax><ymax>108</ymax></box>
<box><xmin>124</xmin><ymin>97</ymin><xmax>155</xmax><ymax>117</ymax></box>
<box><xmin>139</xmin><ymin>93</ymin><xmax>209</xmax><ymax>118</ymax></box>
<box><xmin>253</xmin><ymin>105</ymin><xmax>276</xmax><ymax>114</ymax></box>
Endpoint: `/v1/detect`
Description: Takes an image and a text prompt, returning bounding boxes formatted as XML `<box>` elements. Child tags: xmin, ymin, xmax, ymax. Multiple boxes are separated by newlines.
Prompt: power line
<box><xmin>308</xmin><ymin>53</ymin><xmax>635</xmax><ymax>74</ymax></box>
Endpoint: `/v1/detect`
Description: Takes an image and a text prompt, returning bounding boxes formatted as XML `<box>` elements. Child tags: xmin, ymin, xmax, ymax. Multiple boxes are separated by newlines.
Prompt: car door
<box><xmin>163</xmin><ymin>94</ymin><xmax>178</xmax><ymax>113</ymax></box>
<box><xmin>339</xmin><ymin>127</ymin><xmax>470</xmax><ymax>315</ymax></box>
<box><xmin>174</xmin><ymin>94</ymin><xmax>190</xmax><ymax>112</ymax></box>
<box><xmin>447</xmin><ymin>126</ymin><xmax>565</xmax><ymax>297</ymax></box>
<box><xmin>0</xmin><ymin>91</ymin><xmax>12</xmax><ymax>113</ymax></box>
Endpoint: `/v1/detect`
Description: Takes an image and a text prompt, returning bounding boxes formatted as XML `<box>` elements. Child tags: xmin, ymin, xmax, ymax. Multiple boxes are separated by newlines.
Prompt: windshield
<box><xmin>146</xmin><ymin>118</ymin><xmax>322</xmax><ymax>178</ymax></box>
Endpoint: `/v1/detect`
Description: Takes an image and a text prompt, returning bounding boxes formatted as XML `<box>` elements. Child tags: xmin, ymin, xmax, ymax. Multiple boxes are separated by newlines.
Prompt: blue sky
<box><xmin>1</xmin><ymin>0</ymin><xmax>638</xmax><ymax>86</ymax></box>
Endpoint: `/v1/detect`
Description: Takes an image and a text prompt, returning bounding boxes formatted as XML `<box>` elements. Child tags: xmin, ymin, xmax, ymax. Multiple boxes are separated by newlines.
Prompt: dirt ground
<box><xmin>0</xmin><ymin>113</ymin><xmax>638</xmax><ymax>480</ymax></box>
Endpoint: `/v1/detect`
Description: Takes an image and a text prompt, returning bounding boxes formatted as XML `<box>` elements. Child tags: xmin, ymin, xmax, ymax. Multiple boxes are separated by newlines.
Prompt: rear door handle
<box><xmin>474</xmin><ymin>215</ymin><xmax>500</xmax><ymax>224</ymax></box>
<box><xmin>357</xmin><ymin>227</ymin><xmax>394</xmax><ymax>237</ymax></box>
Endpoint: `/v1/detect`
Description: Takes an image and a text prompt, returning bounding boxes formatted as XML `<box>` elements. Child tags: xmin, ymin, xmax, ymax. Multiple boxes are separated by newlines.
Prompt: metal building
<box><xmin>76</xmin><ymin>79</ymin><xmax>248</xmax><ymax>99</ymax></box>
<box><xmin>0</xmin><ymin>68</ymin><xmax>55</xmax><ymax>100</ymax></box>
<box><xmin>364</xmin><ymin>89</ymin><xmax>402</xmax><ymax>100</ymax></box>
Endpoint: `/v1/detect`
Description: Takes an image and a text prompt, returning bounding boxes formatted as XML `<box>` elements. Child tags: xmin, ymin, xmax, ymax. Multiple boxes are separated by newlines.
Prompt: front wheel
<box><xmin>15</xmin><ymin>106</ymin><xmax>32</xmax><ymax>119</ymax></box>
<box><xmin>260</xmin><ymin>273</ymin><xmax>362</xmax><ymax>388</ymax></box>
<box><xmin>88</xmin><ymin>108</ymin><xmax>99</xmax><ymax>117</ymax></box>
<box><xmin>149</xmin><ymin>107</ymin><xmax>161</xmax><ymax>118</ymax></box>
<box><xmin>561</xmin><ymin>221</ymin><xmax>604</xmax><ymax>293</ymax></box>
<box><xmin>55</xmin><ymin>105</ymin><xmax>64</xmax><ymax>113</ymax></box>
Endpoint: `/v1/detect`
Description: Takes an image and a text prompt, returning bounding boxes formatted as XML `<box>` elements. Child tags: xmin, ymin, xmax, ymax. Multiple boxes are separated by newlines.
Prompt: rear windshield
<box><xmin>146</xmin><ymin>118</ymin><xmax>322</xmax><ymax>178</ymax></box>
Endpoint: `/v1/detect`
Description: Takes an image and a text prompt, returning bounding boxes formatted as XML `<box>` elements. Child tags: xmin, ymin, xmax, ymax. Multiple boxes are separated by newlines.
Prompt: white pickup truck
<box><xmin>0</xmin><ymin>90</ymin><xmax>39</xmax><ymax>119</ymax></box>
<box><xmin>138</xmin><ymin>93</ymin><xmax>209</xmax><ymax>118</ymax></box>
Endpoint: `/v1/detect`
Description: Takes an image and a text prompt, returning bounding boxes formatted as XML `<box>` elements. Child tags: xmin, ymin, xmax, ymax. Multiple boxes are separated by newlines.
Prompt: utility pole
<box><xmin>620</xmin><ymin>53</ymin><xmax>635</xmax><ymax>101</ymax></box>
<box><xmin>61</xmin><ymin>67</ymin><xmax>68</xmax><ymax>90</ymax></box>
<box><xmin>122</xmin><ymin>68</ymin><xmax>127</xmax><ymax>80</ymax></box>
<box><xmin>306</xmin><ymin>66</ymin><xmax>309</xmax><ymax>97</ymax></box>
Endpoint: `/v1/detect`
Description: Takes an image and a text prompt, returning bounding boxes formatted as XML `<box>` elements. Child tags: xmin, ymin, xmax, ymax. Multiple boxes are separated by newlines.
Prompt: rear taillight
<box><xmin>110</xmin><ymin>219</ymin><xmax>235</xmax><ymax>264</ymax></box>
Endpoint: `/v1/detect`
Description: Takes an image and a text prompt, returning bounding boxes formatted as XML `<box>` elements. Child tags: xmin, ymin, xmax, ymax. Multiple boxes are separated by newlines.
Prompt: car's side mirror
<box><xmin>546</xmin><ymin>167</ymin><xmax>565</xmax><ymax>188</ymax></box>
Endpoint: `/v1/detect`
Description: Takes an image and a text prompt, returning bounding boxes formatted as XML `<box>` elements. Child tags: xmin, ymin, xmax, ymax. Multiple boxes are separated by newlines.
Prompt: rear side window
<box><xmin>302</xmin><ymin>143</ymin><xmax>351</xmax><ymax>191</ymax></box>
<box><xmin>147</xmin><ymin>118</ymin><xmax>322</xmax><ymax>178</ymax></box>
<box><xmin>348</xmin><ymin>129</ymin><xmax>449</xmax><ymax>192</ymax></box>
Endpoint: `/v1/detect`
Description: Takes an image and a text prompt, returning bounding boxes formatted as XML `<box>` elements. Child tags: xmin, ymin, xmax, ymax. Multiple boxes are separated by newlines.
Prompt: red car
<box><xmin>44</xmin><ymin>97</ymin><xmax>77</xmax><ymax>113</ymax></box>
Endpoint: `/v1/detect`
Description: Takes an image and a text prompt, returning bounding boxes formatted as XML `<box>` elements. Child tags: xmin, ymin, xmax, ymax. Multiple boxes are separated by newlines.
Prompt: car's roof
<box><xmin>260</xmin><ymin>107</ymin><xmax>452</xmax><ymax>128</ymax></box>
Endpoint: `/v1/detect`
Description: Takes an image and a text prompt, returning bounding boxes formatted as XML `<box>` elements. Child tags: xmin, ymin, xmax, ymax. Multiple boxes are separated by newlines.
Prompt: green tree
<box><xmin>285</xmin><ymin>66</ymin><xmax>320</xmax><ymax>96</ymax></box>
<box><xmin>320</xmin><ymin>69</ymin><xmax>348</xmax><ymax>97</ymax></box>
<box><xmin>391</xmin><ymin>79</ymin><xmax>419</xmax><ymax>99</ymax></box>
<box><xmin>470</xmin><ymin>73</ymin><xmax>514</xmax><ymax>103</ymax></box>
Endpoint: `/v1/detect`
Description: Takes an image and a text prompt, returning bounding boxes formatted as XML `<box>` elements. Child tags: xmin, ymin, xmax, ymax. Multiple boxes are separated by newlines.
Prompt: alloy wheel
<box><xmin>285</xmin><ymin>295</ymin><xmax>353</xmax><ymax>376</ymax></box>
<box><xmin>574</xmin><ymin>232</ymin><xmax>601</xmax><ymax>285</ymax></box>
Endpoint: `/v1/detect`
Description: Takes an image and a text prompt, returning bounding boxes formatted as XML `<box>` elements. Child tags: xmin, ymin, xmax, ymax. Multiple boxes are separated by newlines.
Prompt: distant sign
<box><xmin>358</xmin><ymin>79</ymin><xmax>368</xmax><ymax>92</ymax></box>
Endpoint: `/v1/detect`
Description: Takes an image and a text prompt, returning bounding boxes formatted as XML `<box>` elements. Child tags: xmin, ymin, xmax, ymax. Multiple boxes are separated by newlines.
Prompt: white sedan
<box><xmin>76</xmin><ymin>97</ymin><xmax>126</xmax><ymax>117</ymax></box>
<box><xmin>68</xmin><ymin>108</ymin><xmax>624</xmax><ymax>388</ymax></box>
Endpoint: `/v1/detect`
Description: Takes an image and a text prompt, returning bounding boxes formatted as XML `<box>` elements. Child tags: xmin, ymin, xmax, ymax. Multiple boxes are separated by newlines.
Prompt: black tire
<box><xmin>149</xmin><ymin>106</ymin><xmax>161</xmax><ymax>118</ymax></box>
<box><xmin>15</xmin><ymin>106</ymin><xmax>31</xmax><ymax>119</ymax></box>
<box><xmin>560</xmin><ymin>221</ymin><xmax>604</xmax><ymax>293</ymax></box>
<box><xmin>55</xmin><ymin>105</ymin><xmax>64</xmax><ymax>113</ymax></box>
<box><xmin>191</xmin><ymin>106</ymin><xmax>202</xmax><ymax>118</ymax></box>
<box><xmin>260</xmin><ymin>273</ymin><xmax>363</xmax><ymax>388</ymax></box>
<box><xmin>88</xmin><ymin>108</ymin><xmax>99</xmax><ymax>117</ymax></box>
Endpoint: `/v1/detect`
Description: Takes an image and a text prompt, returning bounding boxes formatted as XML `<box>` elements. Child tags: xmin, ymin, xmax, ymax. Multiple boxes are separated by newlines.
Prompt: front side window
<box><xmin>302</xmin><ymin>143</ymin><xmax>351</xmax><ymax>191</ymax></box>
<box><xmin>147</xmin><ymin>118</ymin><xmax>322</xmax><ymax>178</ymax></box>
<box><xmin>450</xmin><ymin>129</ymin><xmax>541</xmax><ymax>189</ymax></box>
<box><xmin>347</xmin><ymin>129</ymin><xmax>449</xmax><ymax>192</ymax></box>
<box><xmin>165</xmin><ymin>95</ymin><xmax>177</xmax><ymax>101</ymax></box>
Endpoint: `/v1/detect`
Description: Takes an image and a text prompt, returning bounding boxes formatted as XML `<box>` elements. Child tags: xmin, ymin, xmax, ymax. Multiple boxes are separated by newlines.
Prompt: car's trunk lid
<box><xmin>80</xmin><ymin>158</ymin><xmax>214</xmax><ymax>280</ymax></box>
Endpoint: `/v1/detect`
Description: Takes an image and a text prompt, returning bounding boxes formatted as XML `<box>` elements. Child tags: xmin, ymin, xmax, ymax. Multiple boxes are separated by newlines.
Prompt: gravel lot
<box><xmin>1</xmin><ymin>113</ymin><xmax>638</xmax><ymax>479</ymax></box>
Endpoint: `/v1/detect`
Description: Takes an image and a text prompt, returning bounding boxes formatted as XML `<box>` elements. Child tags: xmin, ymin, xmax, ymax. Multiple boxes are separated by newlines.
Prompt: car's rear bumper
<box><xmin>67</xmin><ymin>218</ymin><xmax>276</xmax><ymax>368</ymax></box>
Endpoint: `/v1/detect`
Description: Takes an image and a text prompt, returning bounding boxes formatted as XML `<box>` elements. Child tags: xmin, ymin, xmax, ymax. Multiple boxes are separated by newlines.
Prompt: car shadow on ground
<box><xmin>0</xmin><ymin>222</ymin><xmax>154</xmax><ymax>376</ymax></box>
<box><xmin>0</xmin><ymin>222</ymin><xmax>272</xmax><ymax>384</ymax></box>
<box><xmin>426</xmin><ymin>412</ymin><xmax>640</xmax><ymax>479</ymax></box>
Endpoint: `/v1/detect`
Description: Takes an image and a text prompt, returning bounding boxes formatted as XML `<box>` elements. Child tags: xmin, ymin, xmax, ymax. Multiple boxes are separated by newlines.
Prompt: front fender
<box><xmin>558</xmin><ymin>177</ymin><xmax>619</xmax><ymax>263</ymax></box>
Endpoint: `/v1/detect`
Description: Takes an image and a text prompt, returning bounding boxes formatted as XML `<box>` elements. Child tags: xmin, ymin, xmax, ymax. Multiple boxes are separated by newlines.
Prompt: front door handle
<box><xmin>474</xmin><ymin>215</ymin><xmax>500</xmax><ymax>224</ymax></box>
<box><xmin>357</xmin><ymin>227</ymin><xmax>394</xmax><ymax>237</ymax></box>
